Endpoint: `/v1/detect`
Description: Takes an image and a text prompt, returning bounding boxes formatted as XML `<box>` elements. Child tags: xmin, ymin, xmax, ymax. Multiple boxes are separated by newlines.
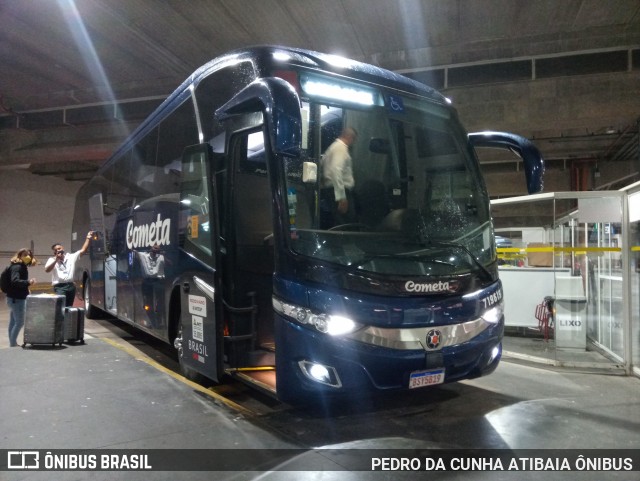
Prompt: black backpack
<box><xmin>0</xmin><ymin>265</ymin><xmax>11</xmax><ymax>293</ymax></box>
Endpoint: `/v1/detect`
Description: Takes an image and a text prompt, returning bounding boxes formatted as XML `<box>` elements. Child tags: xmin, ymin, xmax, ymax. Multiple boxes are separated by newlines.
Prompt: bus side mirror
<box><xmin>469</xmin><ymin>131</ymin><xmax>545</xmax><ymax>194</ymax></box>
<box><xmin>215</xmin><ymin>77</ymin><xmax>302</xmax><ymax>158</ymax></box>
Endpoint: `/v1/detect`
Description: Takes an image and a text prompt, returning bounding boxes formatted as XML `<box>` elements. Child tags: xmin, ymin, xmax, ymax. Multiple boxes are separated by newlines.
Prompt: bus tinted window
<box><xmin>131</xmin><ymin>127</ymin><xmax>159</xmax><ymax>201</ymax></box>
<box><xmin>154</xmin><ymin>100</ymin><xmax>198</xmax><ymax>196</ymax></box>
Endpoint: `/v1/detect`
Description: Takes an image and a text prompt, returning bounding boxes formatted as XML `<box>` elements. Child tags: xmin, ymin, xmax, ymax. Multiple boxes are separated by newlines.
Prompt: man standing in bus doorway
<box><xmin>320</xmin><ymin>127</ymin><xmax>358</xmax><ymax>229</ymax></box>
<box><xmin>45</xmin><ymin>232</ymin><xmax>93</xmax><ymax>307</ymax></box>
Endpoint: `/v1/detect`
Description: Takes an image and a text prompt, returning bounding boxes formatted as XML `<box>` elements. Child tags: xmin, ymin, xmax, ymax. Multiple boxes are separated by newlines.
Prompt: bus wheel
<box><xmin>174</xmin><ymin>323</ymin><xmax>212</xmax><ymax>386</ymax></box>
<box><xmin>83</xmin><ymin>278</ymin><xmax>100</xmax><ymax>319</ymax></box>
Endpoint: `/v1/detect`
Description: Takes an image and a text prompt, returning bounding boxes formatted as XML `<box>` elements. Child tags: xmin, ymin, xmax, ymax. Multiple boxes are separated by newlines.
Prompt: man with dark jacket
<box><xmin>6</xmin><ymin>248</ymin><xmax>36</xmax><ymax>346</ymax></box>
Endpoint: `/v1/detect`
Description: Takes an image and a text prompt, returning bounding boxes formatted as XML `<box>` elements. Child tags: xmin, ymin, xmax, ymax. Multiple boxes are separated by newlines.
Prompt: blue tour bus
<box><xmin>71</xmin><ymin>46</ymin><xmax>543</xmax><ymax>403</ymax></box>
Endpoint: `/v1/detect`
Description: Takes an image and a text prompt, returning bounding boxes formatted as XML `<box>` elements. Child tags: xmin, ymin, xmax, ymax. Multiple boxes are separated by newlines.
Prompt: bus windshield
<box><xmin>284</xmin><ymin>93</ymin><xmax>495</xmax><ymax>277</ymax></box>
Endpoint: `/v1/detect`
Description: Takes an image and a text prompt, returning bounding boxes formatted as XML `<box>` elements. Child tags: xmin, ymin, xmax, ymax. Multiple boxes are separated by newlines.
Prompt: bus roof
<box><xmin>165</xmin><ymin>45</ymin><xmax>447</xmax><ymax>120</ymax></box>
<box><xmin>102</xmin><ymin>45</ymin><xmax>448</xmax><ymax>172</ymax></box>
<box><xmin>196</xmin><ymin>45</ymin><xmax>445</xmax><ymax>101</ymax></box>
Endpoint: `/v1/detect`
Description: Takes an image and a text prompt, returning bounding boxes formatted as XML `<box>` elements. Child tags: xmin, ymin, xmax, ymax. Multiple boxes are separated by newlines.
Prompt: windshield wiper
<box><xmin>349</xmin><ymin>252</ymin><xmax>456</xmax><ymax>271</ymax></box>
<box><xmin>348</xmin><ymin>253</ymin><xmax>394</xmax><ymax>270</ymax></box>
<box><xmin>423</xmin><ymin>240</ymin><xmax>494</xmax><ymax>281</ymax></box>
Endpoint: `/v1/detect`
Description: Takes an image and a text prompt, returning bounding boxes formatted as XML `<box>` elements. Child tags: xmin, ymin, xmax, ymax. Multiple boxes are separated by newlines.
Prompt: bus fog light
<box><xmin>310</xmin><ymin>364</ymin><xmax>330</xmax><ymax>382</ymax></box>
<box><xmin>298</xmin><ymin>360</ymin><xmax>342</xmax><ymax>388</ymax></box>
<box><xmin>489</xmin><ymin>343</ymin><xmax>501</xmax><ymax>364</ymax></box>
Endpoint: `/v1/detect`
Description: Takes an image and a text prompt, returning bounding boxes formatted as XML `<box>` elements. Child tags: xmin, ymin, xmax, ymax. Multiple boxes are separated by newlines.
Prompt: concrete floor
<box><xmin>1</xmin><ymin>292</ymin><xmax>640</xmax><ymax>480</ymax></box>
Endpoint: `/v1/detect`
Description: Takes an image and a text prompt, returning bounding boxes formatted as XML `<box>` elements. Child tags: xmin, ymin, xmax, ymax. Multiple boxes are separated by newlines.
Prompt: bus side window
<box><xmin>180</xmin><ymin>148</ymin><xmax>214</xmax><ymax>260</ymax></box>
<box><xmin>155</xmin><ymin>99</ymin><xmax>199</xmax><ymax>196</ymax></box>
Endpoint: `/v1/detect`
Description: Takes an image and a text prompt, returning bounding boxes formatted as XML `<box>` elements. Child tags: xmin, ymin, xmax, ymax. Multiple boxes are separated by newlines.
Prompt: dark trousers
<box><xmin>54</xmin><ymin>282</ymin><xmax>76</xmax><ymax>307</ymax></box>
<box><xmin>320</xmin><ymin>188</ymin><xmax>355</xmax><ymax>229</ymax></box>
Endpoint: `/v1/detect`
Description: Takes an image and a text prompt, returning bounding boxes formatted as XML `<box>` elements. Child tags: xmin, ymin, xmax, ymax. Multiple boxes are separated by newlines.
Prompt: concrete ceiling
<box><xmin>1</xmin><ymin>0</ymin><xmax>640</xmax><ymax>189</ymax></box>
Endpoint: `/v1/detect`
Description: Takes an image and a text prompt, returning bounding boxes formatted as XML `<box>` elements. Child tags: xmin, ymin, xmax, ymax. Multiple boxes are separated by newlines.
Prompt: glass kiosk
<box><xmin>491</xmin><ymin>191</ymin><xmax>626</xmax><ymax>369</ymax></box>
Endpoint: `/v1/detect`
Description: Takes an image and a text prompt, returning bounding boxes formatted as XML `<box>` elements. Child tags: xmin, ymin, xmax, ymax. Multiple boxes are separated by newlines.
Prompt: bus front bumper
<box><xmin>274</xmin><ymin>313</ymin><xmax>503</xmax><ymax>403</ymax></box>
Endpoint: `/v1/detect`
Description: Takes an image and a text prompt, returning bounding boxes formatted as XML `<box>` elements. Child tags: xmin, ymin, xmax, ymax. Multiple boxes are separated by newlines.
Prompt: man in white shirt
<box><xmin>320</xmin><ymin>127</ymin><xmax>357</xmax><ymax>228</ymax></box>
<box><xmin>45</xmin><ymin>232</ymin><xmax>93</xmax><ymax>306</ymax></box>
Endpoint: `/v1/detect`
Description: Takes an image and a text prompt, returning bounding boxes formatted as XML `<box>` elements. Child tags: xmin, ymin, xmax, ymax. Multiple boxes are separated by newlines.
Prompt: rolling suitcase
<box><xmin>64</xmin><ymin>307</ymin><xmax>85</xmax><ymax>344</ymax></box>
<box><xmin>23</xmin><ymin>294</ymin><xmax>65</xmax><ymax>347</ymax></box>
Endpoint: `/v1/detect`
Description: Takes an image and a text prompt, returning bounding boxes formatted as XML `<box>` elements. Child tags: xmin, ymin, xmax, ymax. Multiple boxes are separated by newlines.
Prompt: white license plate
<box><xmin>408</xmin><ymin>368</ymin><xmax>445</xmax><ymax>389</ymax></box>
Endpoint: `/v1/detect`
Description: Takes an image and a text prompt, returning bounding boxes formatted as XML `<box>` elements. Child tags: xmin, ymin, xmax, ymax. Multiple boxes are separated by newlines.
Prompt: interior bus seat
<box><xmin>378</xmin><ymin>208</ymin><xmax>417</xmax><ymax>234</ymax></box>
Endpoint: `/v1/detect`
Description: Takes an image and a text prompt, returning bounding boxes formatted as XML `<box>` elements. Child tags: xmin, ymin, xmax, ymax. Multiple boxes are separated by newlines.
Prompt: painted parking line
<box><xmin>99</xmin><ymin>337</ymin><xmax>256</xmax><ymax>418</ymax></box>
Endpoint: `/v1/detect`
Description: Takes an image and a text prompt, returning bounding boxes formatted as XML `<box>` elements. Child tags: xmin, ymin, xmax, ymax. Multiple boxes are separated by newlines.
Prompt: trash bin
<box><xmin>553</xmin><ymin>275</ymin><xmax>587</xmax><ymax>350</ymax></box>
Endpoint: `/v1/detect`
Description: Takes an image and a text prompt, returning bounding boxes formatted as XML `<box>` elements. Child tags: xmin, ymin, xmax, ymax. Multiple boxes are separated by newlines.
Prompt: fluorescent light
<box><xmin>302</xmin><ymin>79</ymin><xmax>374</xmax><ymax>105</ymax></box>
<box><xmin>300</xmin><ymin>74</ymin><xmax>378</xmax><ymax>106</ymax></box>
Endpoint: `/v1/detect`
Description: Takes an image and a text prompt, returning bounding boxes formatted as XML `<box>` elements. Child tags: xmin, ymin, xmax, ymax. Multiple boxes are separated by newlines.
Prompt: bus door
<box><xmin>224</xmin><ymin>127</ymin><xmax>277</xmax><ymax>377</ymax></box>
<box><xmin>177</xmin><ymin>144</ymin><xmax>222</xmax><ymax>382</ymax></box>
<box><xmin>212</xmin><ymin>77</ymin><xmax>303</xmax><ymax>392</ymax></box>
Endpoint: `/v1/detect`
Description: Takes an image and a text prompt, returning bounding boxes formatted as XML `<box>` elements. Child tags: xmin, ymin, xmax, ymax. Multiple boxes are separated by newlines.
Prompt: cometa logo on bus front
<box><xmin>126</xmin><ymin>214</ymin><xmax>171</xmax><ymax>249</ymax></box>
<box><xmin>404</xmin><ymin>280</ymin><xmax>455</xmax><ymax>293</ymax></box>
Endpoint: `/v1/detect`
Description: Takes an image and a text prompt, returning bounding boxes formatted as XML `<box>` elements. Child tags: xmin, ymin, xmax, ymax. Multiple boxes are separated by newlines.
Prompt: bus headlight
<box><xmin>273</xmin><ymin>297</ymin><xmax>362</xmax><ymax>336</ymax></box>
<box><xmin>316</xmin><ymin>314</ymin><xmax>359</xmax><ymax>336</ymax></box>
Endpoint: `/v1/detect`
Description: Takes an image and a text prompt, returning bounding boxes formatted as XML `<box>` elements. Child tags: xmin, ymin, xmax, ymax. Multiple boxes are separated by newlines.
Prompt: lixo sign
<box><xmin>557</xmin><ymin>315</ymin><xmax>582</xmax><ymax>330</ymax></box>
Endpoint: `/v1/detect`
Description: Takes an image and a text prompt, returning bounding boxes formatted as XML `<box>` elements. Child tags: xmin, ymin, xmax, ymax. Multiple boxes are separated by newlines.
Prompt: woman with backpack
<box><xmin>5</xmin><ymin>248</ymin><xmax>37</xmax><ymax>347</ymax></box>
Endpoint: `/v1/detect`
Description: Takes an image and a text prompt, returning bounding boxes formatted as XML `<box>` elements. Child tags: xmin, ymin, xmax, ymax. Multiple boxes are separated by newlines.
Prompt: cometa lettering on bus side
<box><xmin>405</xmin><ymin>280</ymin><xmax>451</xmax><ymax>293</ymax></box>
<box><xmin>126</xmin><ymin>214</ymin><xmax>171</xmax><ymax>250</ymax></box>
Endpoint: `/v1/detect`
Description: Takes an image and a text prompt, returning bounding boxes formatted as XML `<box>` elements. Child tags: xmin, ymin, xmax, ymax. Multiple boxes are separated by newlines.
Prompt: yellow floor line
<box><xmin>99</xmin><ymin>337</ymin><xmax>255</xmax><ymax>418</ymax></box>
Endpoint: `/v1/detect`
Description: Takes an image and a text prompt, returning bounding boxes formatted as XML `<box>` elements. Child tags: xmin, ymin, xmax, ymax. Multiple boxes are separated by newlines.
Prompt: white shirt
<box><xmin>322</xmin><ymin>138</ymin><xmax>354</xmax><ymax>201</ymax></box>
<box><xmin>45</xmin><ymin>251</ymin><xmax>82</xmax><ymax>285</ymax></box>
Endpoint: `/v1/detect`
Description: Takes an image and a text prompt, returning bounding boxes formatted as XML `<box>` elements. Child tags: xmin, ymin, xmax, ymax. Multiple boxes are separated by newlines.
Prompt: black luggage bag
<box><xmin>64</xmin><ymin>307</ymin><xmax>85</xmax><ymax>344</ymax></box>
<box><xmin>22</xmin><ymin>294</ymin><xmax>65</xmax><ymax>347</ymax></box>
